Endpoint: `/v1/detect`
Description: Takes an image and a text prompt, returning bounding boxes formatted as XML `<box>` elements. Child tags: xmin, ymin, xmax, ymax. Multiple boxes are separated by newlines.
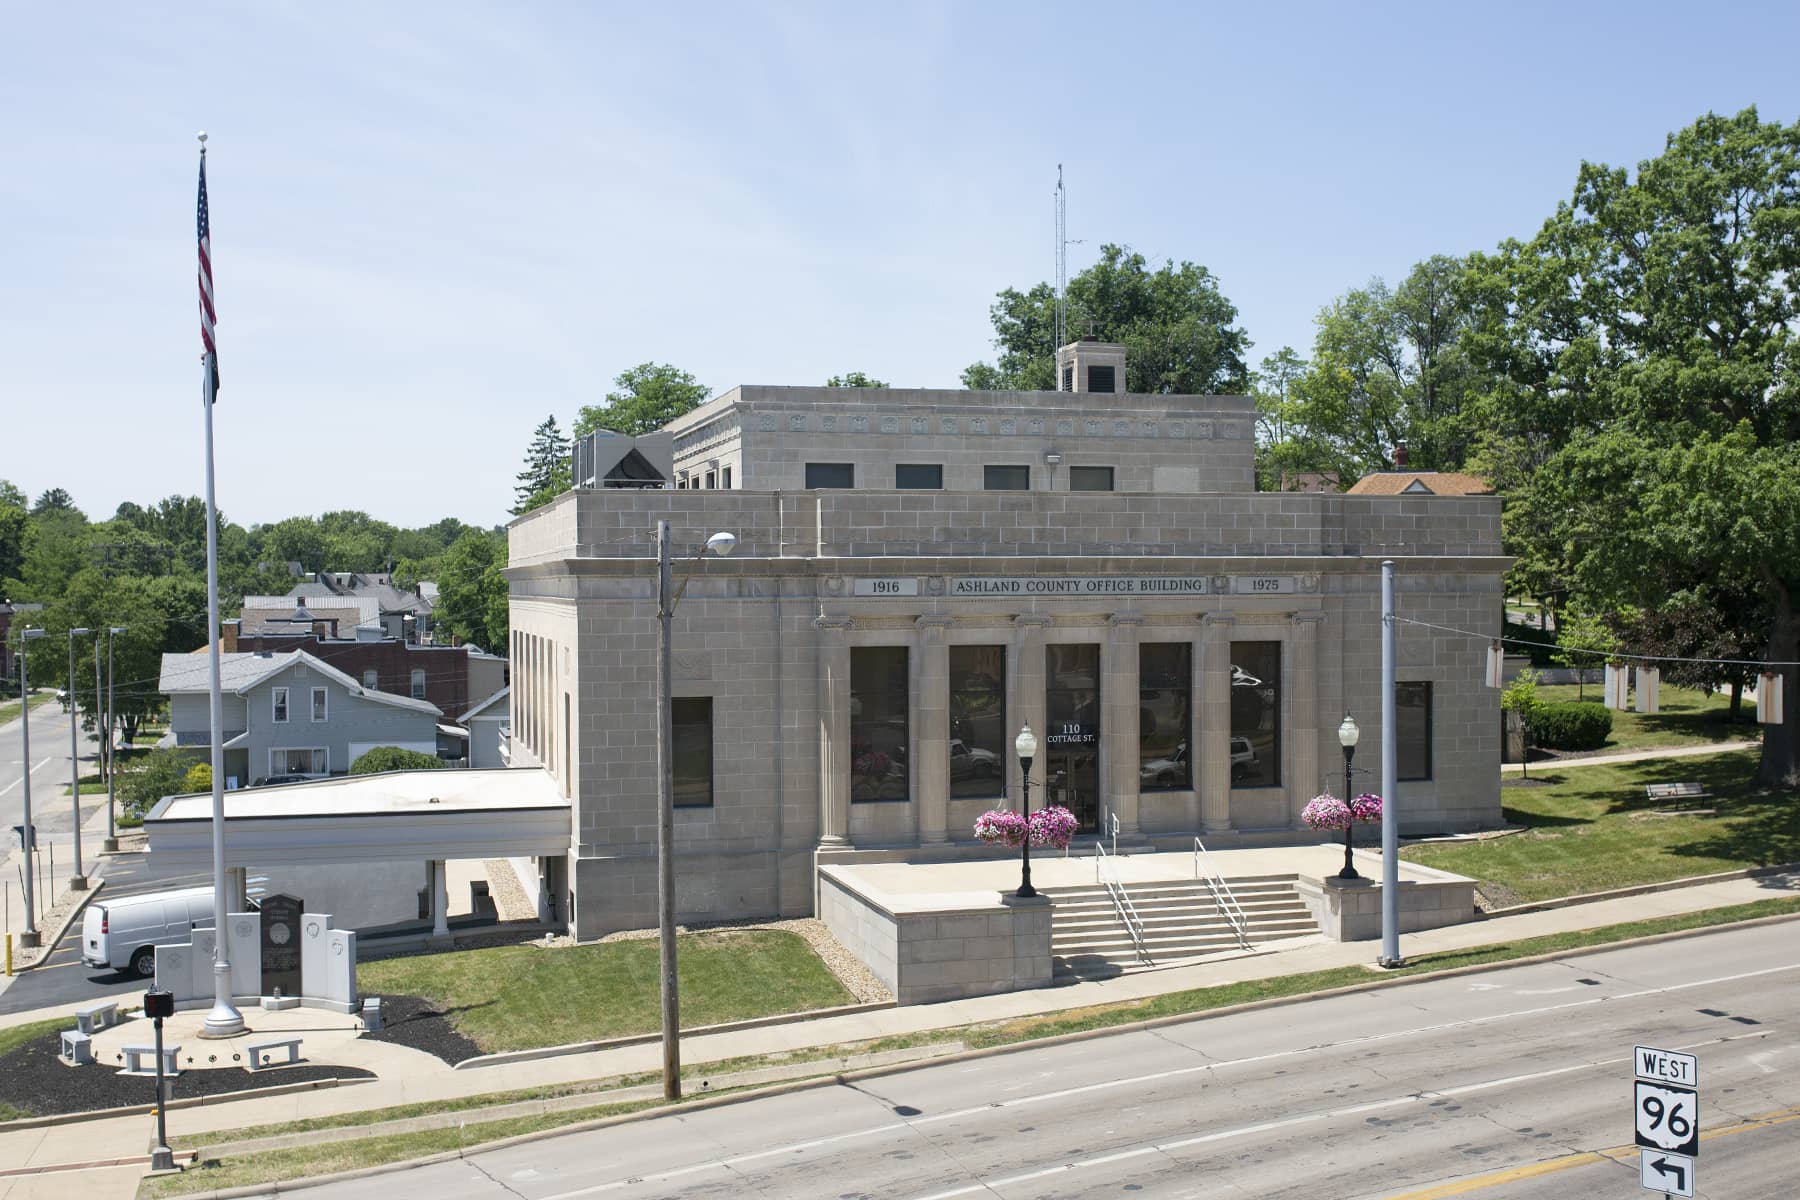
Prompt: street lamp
<box><xmin>1014</xmin><ymin>723</ymin><xmax>1040</xmax><ymax>898</ymax></box>
<box><xmin>1336</xmin><ymin>713</ymin><xmax>1360</xmax><ymax>880</ymax></box>
<box><xmin>655</xmin><ymin>521</ymin><xmax>736</xmax><ymax>1101</ymax></box>
<box><xmin>67</xmin><ymin>627</ymin><xmax>92</xmax><ymax>890</ymax></box>
<box><xmin>16</xmin><ymin>627</ymin><xmax>45</xmax><ymax>946</ymax></box>
<box><xmin>104</xmin><ymin>627</ymin><xmax>127</xmax><ymax>853</ymax></box>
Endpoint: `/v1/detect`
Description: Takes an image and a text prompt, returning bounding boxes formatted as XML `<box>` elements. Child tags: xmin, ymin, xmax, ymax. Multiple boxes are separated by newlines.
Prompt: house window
<box><xmin>269</xmin><ymin>747</ymin><xmax>326</xmax><ymax>776</ymax></box>
<box><xmin>1062</xmin><ymin>364</ymin><xmax>1074</xmax><ymax>391</ymax></box>
<box><xmin>410</xmin><ymin>669</ymin><xmax>427</xmax><ymax>699</ymax></box>
<box><xmin>672</xmin><ymin>697</ymin><xmax>713</xmax><ymax>807</ymax></box>
<box><xmin>805</xmin><ymin>462</ymin><xmax>855</xmax><ymax>489</ymax></box>
<box><xmin>850</xmin><ymin>647</ymin><xmax>908</xmax><ymax>802</ymax></box>
<box><xmin>1087</xmin><ymin>364</ymin><xmax>1116</xmax><ymax>393</ymax></box>
<box><xmin>1069</xmin><ymin>466</ymin><xmax>1114</xmax><ymax>491</ymax></box>
<box><xmin>272</xmin><ymin>687</ymin><xmax>289</xmax><ymax>723</ymax></box>
<box><xmin>896</xmin><ymin>464</ymin><xmax>944</xmax><ymax>490</ymax></box>
<box><xmin>362</xmin><ymin>669</ymin><xmax>379</xmax><ymax>689</ymax></box>
<box><xmin>949</xmin><ymin>646</ymin><xmax>1005</xmax><ymax>799</ymax></box>
<box><xmin>1397</xmin><ymin>682</ymin><xmax>1433</xmax><ymax>781</ymax></box>
<box><xmin>704</xmin><ymin>470</ymin><xmax>717</xmax><ymax>489</ymax></box>
<box><xmin>721</xmin><ymin>467</ymin><xmax>732</xmax><ymax>489</ymax></box>
<box><xmin>1230</xmin><ymin>642</ymin><xmax>1281</xmax><ymax>787</ymax></box>
<box><xmin>983</xmin><ymin>465</ymin><xmax>1030</xmax><ymax>491</ymax></box>
<box><xmin>1139</xmin><ymin>643</ymin><xmax>1191</xmax><ymax>790</ymax></box>
<box><xmin>311</xmin><ymin>687</ymin><xmax>328</xmax><ymax>722</ymax></box>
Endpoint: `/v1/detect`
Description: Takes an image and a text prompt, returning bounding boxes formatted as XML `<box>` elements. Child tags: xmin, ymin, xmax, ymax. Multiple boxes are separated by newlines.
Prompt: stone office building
<box><xmin>508</xmin><ymin>341</ymin><xmax>1506</xmax><ymax>938</ymax></box>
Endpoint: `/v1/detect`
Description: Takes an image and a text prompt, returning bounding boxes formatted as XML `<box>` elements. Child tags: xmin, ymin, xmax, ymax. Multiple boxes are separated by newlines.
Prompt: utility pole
<box><xmin>68</xmin><ymin>627</ymin><xmax>91</xmax><ymax>890</ymax></box>
<box><xmin>104</xmin><ymin>627</ymin><xmax>125</xmax><ymax>853</ymax></box>
<box><xmin>17</xmin><ymin>627</ymin><xmax>45</xmax><ymax>946</ymax></box>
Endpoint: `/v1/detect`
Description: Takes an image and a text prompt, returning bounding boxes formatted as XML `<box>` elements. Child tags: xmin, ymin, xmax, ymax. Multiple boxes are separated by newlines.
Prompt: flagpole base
<box><xmin>200</xmin><ymin>1003</ymin><xmax>246</xmax><ymax>1039</ymax></box>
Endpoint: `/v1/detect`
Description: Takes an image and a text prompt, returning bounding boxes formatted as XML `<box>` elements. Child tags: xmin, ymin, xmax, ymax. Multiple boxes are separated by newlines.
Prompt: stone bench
<box><xmin>120</xmin><ymin>1043</ymin><xmax>180</xmax><ymax>1076</ymax></box>
<box><xmin>75</xmin><ymin>1000</ymin><xmax>120</xmax><ymax>1036</ymax></box>
<box><xmin>245</xmin><ymin>1036</ymin><xmax>304</xmax><ymax>1070</ymax></box>
<box><xmin>60</xmin><ymin>1029</ymin><xmax>93</xmax><ymax>1066</ymax></box>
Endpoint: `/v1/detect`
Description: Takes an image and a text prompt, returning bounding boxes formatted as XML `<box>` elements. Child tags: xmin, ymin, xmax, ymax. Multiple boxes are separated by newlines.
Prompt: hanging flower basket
<box><xmin>974</xmin><ymin>809</ymin><xmax>1028</xmax><ymax>847</ymax></box>
<box><xmin>1029</xmin><ymin>805</ymin><xmax>1078</xmax><ymax>849</ymax></box>
<box><xmin>1302</xmin><ymin>791</ymin><xmax>1383</xmax><ymax>831</ymax></box>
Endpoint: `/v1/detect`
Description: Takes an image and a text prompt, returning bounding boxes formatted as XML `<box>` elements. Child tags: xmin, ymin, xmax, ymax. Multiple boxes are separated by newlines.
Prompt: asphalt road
<box><xmin>289</xmin><ymin>920</ymin><xmax>1797</xmax><ymax>1200</ymax></box>
<box><xmin>1</xmin><ymin>703</ymin><xmax>105</xmax><ymax>863</ymax></box>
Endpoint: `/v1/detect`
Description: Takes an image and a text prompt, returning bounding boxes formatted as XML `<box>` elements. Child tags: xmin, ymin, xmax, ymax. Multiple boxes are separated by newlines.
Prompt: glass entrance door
<box><xmin>1046</xmin><ymin>644</ymin><xmax>1101</xmax><ymax>832</ymax></box>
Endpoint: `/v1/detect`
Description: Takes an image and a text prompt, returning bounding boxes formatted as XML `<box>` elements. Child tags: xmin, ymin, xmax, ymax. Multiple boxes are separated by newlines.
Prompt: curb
<box><xmin>452</xmin><ymin>999</ymin><xmax>897</xmax><ymax>1069</ymax></box>
<box><xmin>1482</xmin><ymin>860</ymin><xmax>1800</xmax><ymax>919</ymax></box>
<box><xmin>15</xmin><ymin>877</ymin><xmax>105</xmax><ymax>972</ymax></box>
<box><xmin>164</xmin><ymin>903</ymin><xmax>1800</xmax><ymax>1200</ymax></box>
<box><xmin>0</xmin><ymin>1075</ymin><xmax>369</xmax><ymax>1132</ymax></box>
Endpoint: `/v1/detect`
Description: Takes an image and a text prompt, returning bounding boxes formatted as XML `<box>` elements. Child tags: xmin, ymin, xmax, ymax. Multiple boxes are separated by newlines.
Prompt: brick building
<box><xmin>219</xmin><ymin>622</ymin><xmax>506</xmax><ymax>724</ymax></box>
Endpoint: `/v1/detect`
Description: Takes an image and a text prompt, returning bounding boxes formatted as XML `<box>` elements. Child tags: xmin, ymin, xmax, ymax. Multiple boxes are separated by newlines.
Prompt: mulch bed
<box><xmin>0</xmin><ymin>1030</ymin><xmax>374</xmax><ymax>1119</ymax></box>
<box><xmin>359</xmin><ymin>993</ymin><xmax>484</xmax><ymax>1065</ymax></box>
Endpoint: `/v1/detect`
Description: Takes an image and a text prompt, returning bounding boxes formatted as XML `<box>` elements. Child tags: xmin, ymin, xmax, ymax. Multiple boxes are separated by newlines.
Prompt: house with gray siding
<box><xmin>159</xmin><ymin>650</ymin><xmax>443</xmax><ymax>785</ymax></box>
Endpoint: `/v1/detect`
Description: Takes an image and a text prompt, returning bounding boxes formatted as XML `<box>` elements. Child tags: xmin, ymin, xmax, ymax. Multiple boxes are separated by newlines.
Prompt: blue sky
<box><xmin>4</xmin><ymin>2</ymin><xmax>1797</xmax><ymax>529</ymax></box>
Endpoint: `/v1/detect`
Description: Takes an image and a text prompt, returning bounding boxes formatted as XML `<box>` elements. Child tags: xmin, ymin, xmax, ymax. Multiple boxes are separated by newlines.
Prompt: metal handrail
<box><xmin>1194</xmin><ymin>837</ymin><xmax>1251</xmax><ymax>951</ymax></box>
<box><xmin>1094</xmin><ymin>840</ymin><xmax>1152</xmax><ymax>965</ymax></box>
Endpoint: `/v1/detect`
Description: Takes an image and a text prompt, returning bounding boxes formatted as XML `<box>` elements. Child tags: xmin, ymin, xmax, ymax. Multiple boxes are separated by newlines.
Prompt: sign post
<box><xmin>1634</xmin><ymin>1045</ymin><xmax>1697</xmax><ymax>1197</ymax></box>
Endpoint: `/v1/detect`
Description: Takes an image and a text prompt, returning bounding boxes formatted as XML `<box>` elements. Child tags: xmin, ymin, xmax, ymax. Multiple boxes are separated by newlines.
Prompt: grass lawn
<box><xmin>1406</xmin><ymin>747</ymin><xmax>1798</xmax><ymax>903</ymax></box>
<box><xmin>1529</xmin><ymin>682</ymin><xmax>1759</xmax><ymax>756</ymax></box>
<box><xmin>0</xmin><ymin>1018</ymin><xmax>72</xmax><ymax>1120</ymax></box>
<box><xmin>357</xmin><ymin>929</ymin><xmax>855</xmax><ymax>1053</ymax></box>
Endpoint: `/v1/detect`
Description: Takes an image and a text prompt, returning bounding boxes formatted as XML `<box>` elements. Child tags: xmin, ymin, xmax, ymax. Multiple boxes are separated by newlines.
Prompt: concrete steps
<box><xmin>1043</xmin><ymin>875</ymin><xmax>1313</xmax><ymax>981</ymax></box>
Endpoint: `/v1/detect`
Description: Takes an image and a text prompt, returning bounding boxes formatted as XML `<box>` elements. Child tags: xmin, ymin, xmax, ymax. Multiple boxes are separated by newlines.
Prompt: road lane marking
<box><xmin>1382</xmin><ymin>1104</ymin><xmax>1800</xmax><ymax>1197</ymax></box>
<box><xmin>526</xmin><ymin>990</ymin><xmax>1786</xmax><ymax>1200</ymax></box>
<box><xmin>0</xmin><ymin>757</ymin><xmax>57</xmax><ymax>796</ymax></box>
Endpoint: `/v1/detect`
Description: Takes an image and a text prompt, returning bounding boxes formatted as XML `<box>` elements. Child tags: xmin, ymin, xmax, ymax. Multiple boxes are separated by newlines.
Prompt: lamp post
<box><xmin>654</xmin><ymin>521</ymin><xmax>737</xmax><ymax>1101</ymax></box>
<box><xmin>17</xmin><ymin>627</ymin><xmax>45</xmax><ymax>947</ymax></box>
<box><xmin>67</xmin><ymin>627</ymin><xmax>91</xmax><ymax>890</ymax></box>
<box><xmin>1014</xmin><ymin>723</ymin><xmax>1039</xmax><ymax>898</ymax></box>
<box><xmin>144</xmin><ymin>986</ymin><xmax>176</xmax><ymax>1172</ymax></box>
<box><xmin>1336</xmin><ymin>714</ymin><xmax>1360</xmax><ymax>880</ymax></box>
<box><xmin>104</xmin><ymin>627</ymin><xmax>126</xmax><ymax>852</ymax></box>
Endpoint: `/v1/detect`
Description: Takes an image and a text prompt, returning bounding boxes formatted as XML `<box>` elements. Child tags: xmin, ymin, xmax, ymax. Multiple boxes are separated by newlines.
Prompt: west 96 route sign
<box><xmin>1635</xmin><ymin>1046</ymin><xmax>1698</xmax><ymax>1196</ymax></box>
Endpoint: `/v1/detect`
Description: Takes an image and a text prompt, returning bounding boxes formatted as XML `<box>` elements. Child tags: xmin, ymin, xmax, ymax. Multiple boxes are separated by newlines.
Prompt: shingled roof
<box><xmin>1344</xmin><ymin>471</ymin><xmax>1493</xmax><ymax>496</ymax></box>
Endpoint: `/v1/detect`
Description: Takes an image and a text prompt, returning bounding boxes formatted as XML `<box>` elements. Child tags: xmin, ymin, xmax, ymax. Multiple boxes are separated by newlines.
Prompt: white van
<box><xmin>81</xmin><ymin>887</ymin><xmax>215</xmax><ymax>978</ymax></box>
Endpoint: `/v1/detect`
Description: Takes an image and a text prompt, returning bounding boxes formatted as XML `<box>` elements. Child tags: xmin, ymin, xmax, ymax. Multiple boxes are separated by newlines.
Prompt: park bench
<box><xmin>119</xmin><ymin>1042</ymin><xmax>181</xmax><ymax>1076</ymax></box>
<box><xmin>59</xmin><ymin>1029</ymin><xmax>93</xmax><ymax>1066</ymax></box>
<box><xmin>245</xmin><ymin>1036</ymin><xmax>304</xmax><ymax>1070</ymax></box>
<box><xmin>1645</xmin><ymin>782</ymin><xmax>1710</xmax><ymax>803</ymax></box>
<box><xmin>74</xmin><ymin>999</ymin><xmax>120</xmax><ymax>1036</ymax></box>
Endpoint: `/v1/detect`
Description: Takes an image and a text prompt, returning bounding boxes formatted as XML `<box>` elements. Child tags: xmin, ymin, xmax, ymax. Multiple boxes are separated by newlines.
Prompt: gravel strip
<box><xmin>482</xmin><ymin>858</ymin><xmax>538</xmax><ymax>923</ymax></box>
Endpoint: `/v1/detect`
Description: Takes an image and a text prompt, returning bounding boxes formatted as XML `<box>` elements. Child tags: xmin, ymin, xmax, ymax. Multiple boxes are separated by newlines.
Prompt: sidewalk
<box><xmin>1502</xmin><ymin>739</ymin><xmax>1759</xmax><ymax>772</ymax></box>
<box><xmin>3</xmin><ymin>863</ymin><xmax>1795</xmax><ymax>1192</ymax></box>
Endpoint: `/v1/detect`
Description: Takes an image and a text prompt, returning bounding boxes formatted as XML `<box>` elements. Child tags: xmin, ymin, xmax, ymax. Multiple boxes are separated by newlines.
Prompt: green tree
<box><xmin>257</xmin><ymin>516</ymin><xmax>326</xmax><ymax>575</ymax></box>
<box><xmin>513</xmin><ymin>416</ymin><xmax>572</xmax><ymax>515</ymax></box>
<box><xmin>1463</xmin><ymin>108</ymin><xmax>1800</xmax><ymax>784</ymax></box>
<box><xmin>32</xmin><ymin>487</ymin><xmax>77</xmax><ymax>515</ymax></box>
<box><xmin>0</xmin><ymin>480</ymin><xmax>29</xmax><ymax>584</ymax></box>
<box><xmin>963</xmin><ymin>244</ymin><xmax>1250</xmax><ymax>395</ymax></box>
<box><xmin>351</xmin><ymin>746</ymin><xmax>444</xmax><ymax>774</ymax></box>
<box><xmin>1552</xmin><ymin>600</ymin><xmax>1622</xmax><ymax>701</ymax></box>
<box><xmin>825</xmin><ymin>372</ymin><xmax>889</xmax><ymax>388</ymax></box>
<box><xmin>433</xmin><ymin>529</ymin><xmax>508</xmax><ymax>652</ymax></box>
<box><xmin>318</xmin><ymin>510</ymin><xmax>400</xmax><ymax>573</ymax></box>
<box><xmin>575</xmin><ymin>363</ymin><xmax>711</xmax><ymax>438</ymax></box>
<box><xmin>1501</xmin><ymin>669</ymin><xmax>1543</xmax><ymax>778</ymax></box>
<box><xmin>1249</xmin><ymin>347</ymin><xmax>1308</xmax><ymax>489</ymax></box>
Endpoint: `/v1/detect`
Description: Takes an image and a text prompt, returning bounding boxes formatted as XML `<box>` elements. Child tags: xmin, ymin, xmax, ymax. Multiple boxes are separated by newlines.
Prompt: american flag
<box><xmin>197</xmin><ymin>145</ymin><xmax>219</xmax><ymax>397</ymax></box>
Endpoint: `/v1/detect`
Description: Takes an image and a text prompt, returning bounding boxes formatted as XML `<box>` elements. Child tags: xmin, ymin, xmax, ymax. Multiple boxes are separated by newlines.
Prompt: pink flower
<box><xmin>1028</xmin><ymin>805</ymin><xmax>1078</xmax><ymax>849</ymax></box>
<box><xmin>974</xmin><ymin>809</ymin><xmax>1029</xmax><ymax>847</ymax></box>
<box><xmin>1302</xmin><ymin>793</ymin><xmax>1352</xmax><ymax>831</ymax></box>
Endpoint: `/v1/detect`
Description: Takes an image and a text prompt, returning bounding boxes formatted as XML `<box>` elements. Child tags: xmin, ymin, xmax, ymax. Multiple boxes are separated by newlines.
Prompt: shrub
<box><xmin>1532</xmin><ymin>701</ymin><xmax>1613</xmax><ymax>750</ymax></box>
<box><xmin>118</xmin><ymin>748</ymin><xmax>203</xmax><ymax>811</ymax></box>
<box><xmin>183</xmin><ymin>763</ymin><xmax>212</xmax><ymax>793</ymax></box>
<box><xmin>350</xmin><ymin>746</ymin><xmax>445</xmax><ymax>775</ymax></box>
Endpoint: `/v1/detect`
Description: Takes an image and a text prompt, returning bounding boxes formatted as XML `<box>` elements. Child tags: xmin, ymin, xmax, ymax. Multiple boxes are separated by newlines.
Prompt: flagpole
<box><xmin>197</xmin><ymin>131</ymin><xmax>243</xmax><ymax>1038</ymax></box>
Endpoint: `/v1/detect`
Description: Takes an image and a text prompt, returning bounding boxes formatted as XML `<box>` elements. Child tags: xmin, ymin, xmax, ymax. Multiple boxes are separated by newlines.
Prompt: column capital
<box><xmin>915</xmin><ymin>614</ymin><xmax>954</xmax><ymax>633</ymax></box>
<box><xmin>1201</xmin><ymin>611</ymin><xmax>1236</xmax><ymax>629</ymax></box>
<box><xmin>1292</xmin><ymin>611</ymin><xmax>1327</xmax><ymax>625</ymax></box>
<box><xmin>814</xmin><ymin>616</ymin><xmax>855</xmax><ymax>633</ymax></box>
<box><xmin>1106</xmin><ymin>613</ymin><xmax>1144</xmax><ymax>628</ymax></box>
<box><xmin>1012</xmin><ymin>614</ymin><xmax>1054</xmax><ymax>629</ymax></box>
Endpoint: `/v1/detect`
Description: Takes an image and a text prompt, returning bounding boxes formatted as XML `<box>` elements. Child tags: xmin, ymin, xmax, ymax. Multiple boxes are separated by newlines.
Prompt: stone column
<box><xmin>1103</xmin><ymin>614</ymin><xmax>1143</xmax><ymax>835</ymax></box>
<box><xmin>1291</xmin><ymin>613</ymin><xmax>1326</xmax><ymax>825</ymax></box>
<box><xmin>1010</xmin><ymin>616</ymin><xmax>1051</xmax><ymax>811</ymax></box>
<box><xmin>816</xmin><ymin>617</ymin><xmax>854</xmax><ymax>847</ymax></box>
<box><xmin>915</xmin><ymin>616</ymin><xmax>952</xmax><ymax>844</ymax></box>
<box><xmin>1199</xmin><ymin>613</ymin><xmax>1235</xmax><ymax>834</ymax></box>
<box><xmin>431</xmin><ymin>860</ymin><xmax>450</xmax><ymax>937</ymax></box>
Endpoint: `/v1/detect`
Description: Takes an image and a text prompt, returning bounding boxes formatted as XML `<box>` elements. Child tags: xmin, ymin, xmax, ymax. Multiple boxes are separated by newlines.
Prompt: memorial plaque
<box><xmin>259</xmin><ymin>894</ymin><xmax>304</xmax><ymax>998</ymax></box>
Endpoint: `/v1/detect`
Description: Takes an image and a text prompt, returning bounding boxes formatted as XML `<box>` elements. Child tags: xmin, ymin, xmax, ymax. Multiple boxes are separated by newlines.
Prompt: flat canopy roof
<box><xmin>145</xmin><ymin>768</ymin><xmax>570</xmax><ymax>867</ymax></box>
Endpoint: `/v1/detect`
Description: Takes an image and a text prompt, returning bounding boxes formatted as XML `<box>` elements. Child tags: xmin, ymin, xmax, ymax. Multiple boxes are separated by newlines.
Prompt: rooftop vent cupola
<box><xmin>1054</xmin><ymin>337</ymin><xmax>1127</xmax><ymax>394</ymax></box>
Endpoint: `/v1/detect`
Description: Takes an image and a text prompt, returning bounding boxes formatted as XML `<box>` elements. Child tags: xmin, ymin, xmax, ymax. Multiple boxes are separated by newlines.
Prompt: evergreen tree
<box><xmin>513</xmin><ymin>416</ymin><xmax>571</xmax><ymax>515</ymax></box>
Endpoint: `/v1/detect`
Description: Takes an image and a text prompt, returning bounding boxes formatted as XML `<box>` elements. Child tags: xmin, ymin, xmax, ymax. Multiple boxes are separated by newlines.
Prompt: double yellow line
<box><xmin>1386</xmin><ymin>1105</ymin><xmax>1800</xmax><ymax>1198</ymax></box>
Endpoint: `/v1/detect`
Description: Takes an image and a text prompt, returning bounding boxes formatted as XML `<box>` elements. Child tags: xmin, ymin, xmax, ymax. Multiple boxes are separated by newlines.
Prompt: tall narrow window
<box><xmin>410</xmin><ymin>669</ymin><xmax>427</xmax><ymax>700</ymax></box>
<box><xmin>704</xmin><ymin>470</ymin><xmax>717</xmax><ymax>489</ymax></box>
<box><xmin>362</xmin><ymin>669</ymin><xmax>379</xmax><ymax>689</ymax></box>
<box><xmin>983</xmin><ymin>465</ymin><xmax>1030</xmax><ymax>490</ymax></box>
<box><xmin>1046</xmin><ymin>644</ymin><xmax>1101</xmax><ymax>832</ymax></box>
<box><xmin>672</xmin><ymin>697</ymin><xmax>713</xmax><ymax>807</ymax></box>
<box><xmin>272</xmin><ymin>687</ymin><xmax>289</xmax><ymax>723</ymax></box>
<box><xmin>721</xmin><ymin>466</ymin><xmax>732</xmax><ymax>489</ymax></box>
<box><xmin>311</xmin><ymin>686</ymin><xmax>328</xmax><ymax>722</ymax></box>
<box><xmin>948</xmin><ymin>646</ymin><xmax>1005</xmax><ymax>799</ymax></box>
<box><xmin>1139</xmin><ymin>643</ymin><xmax>1191</xmax><ymax>790</ymax></box>
<box><xmin>1229</xmin><ymin>642</ymin><xmax>1281</xmax><ymax>787</ymax></box>
<box><xmin>1397</xmin><ymin>682</ymin><xmax>1433</xmax><ymax>781</ymax></box>
<box><xmin>850</xmin><ymin>647</ymin><xmax>908</xmax><ymax>802</ymax></box>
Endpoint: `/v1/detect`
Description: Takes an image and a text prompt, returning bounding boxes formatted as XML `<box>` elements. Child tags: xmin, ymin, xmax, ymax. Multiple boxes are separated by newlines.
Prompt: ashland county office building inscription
<box><xmin>507</xmin><ymin>340</ymin><xmax>1506</xmax><ymax>937</ymax></box>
